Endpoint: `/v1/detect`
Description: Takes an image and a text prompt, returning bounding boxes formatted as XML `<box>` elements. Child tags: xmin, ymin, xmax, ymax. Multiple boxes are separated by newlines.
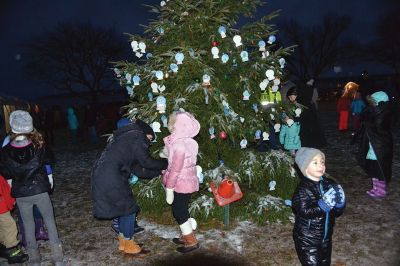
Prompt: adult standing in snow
<box><xmin>358</xmin><ymin>91</ymin><xmax>393</xmax><ymax>198</ymax></box>
<box><xmin>297</xmin><ymin>79</ymin><xmax>327</xmax><ymax>148</ymax></box>
<box><xmin>91</xmin><ymin>119</ymin><xmax>167</xmax><ymax>255</ymax></box>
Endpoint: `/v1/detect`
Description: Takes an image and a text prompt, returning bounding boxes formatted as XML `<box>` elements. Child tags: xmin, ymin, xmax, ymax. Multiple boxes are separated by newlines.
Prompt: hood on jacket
<box><xmin>371</xmin><ymin>91</ymin><xmax>389</xmax><ymax>105</ymax></box>
<box><xmin>114</xmin><ymin>120</ymin><xmax>154</xmax><ymax>143</ymax></box>
<box><xmin>170</xmin><ymin>112</ymin><xmax>200</xmax><ymax>139</ymax></box>
<box><xmin>67</xmin><ymin>108</ymin><xmax>75</xmax><ymax>115</ymax></box>
<box><xmin>135</xmin><ymin>119</ymin><xmax>155</xmax><ymax>140</ymax></box>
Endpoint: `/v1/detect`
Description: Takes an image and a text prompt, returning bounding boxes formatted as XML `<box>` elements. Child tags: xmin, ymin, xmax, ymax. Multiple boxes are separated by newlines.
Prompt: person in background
<box><xmin>92</xmin><ymin>119</ymin><xmax>167</xmax><ymax>255</ymax></box>
<box><xmin>0</xmin><ymin>110</ymin><xmax>64</xmax><ymax>265</ymax></box>
<box><xmin>336</xmin><ymin>88</ymin><xmax>351</xmax><ymax>132</ymax></box>
<box><xmin>358</xmin><ymin>91</ymin><xmax>393</xmax><ymax>198</ymax></box>
<box><xmin>280</xmin><ymin>87</ymin><xmax>301</xmax><ymax>156</ymax></box>
<box><xmin>66</xmin><ymin>107</ymin><xmax>79</xmax><ymax>143</ymax></box>
<box><xmin>292</xmin><ymin>148</ymin><xmax>346</xmax><ymax>266</ymax></box>
<box><xmin>350</xmin><ymin>91</ymin><xmax>366</xmax><ymax>136</ymax></box>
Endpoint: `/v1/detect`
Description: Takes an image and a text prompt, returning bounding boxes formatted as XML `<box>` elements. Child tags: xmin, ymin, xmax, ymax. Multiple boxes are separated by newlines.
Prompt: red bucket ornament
<box><xmin>210</xmin><ymin>178</ymin><xmax>243</xmax><ymax>207</ymax></box>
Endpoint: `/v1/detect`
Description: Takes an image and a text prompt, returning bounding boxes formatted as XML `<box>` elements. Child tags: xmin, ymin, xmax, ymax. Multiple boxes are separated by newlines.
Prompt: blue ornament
<box><xmin>147</xmin><ymin>92</ymin><xmax>153</xmax><ymax>101</ymax></box>
<box><xmin>170</xmin><ymin>63</ymin><xmax>179</xmax><ymax>73</ymax></box>
<box><xmin>132</xmin><ymin>75</ymin><xmax>140</xmax><ymax>85</ymax></box>
<box><xmin>146</xmin><ymin>53</ymin><xmax>153</xmax><ymax>59</ymax></box>
<box><xmin>218</xmin><ymin>26</ymin><xmax>226</xmax><ymax>36</ymax></box>
<box><xmin>252</xmin><ymin>103</ymin><xmax>259</xmax><ymax>113</ymax></box>
<box><xmin>156</xmin><ymin>95</ymin><xmax>166</xmax><ymax>105</ymax></box>
<box><xmin>240</xmin><ymin>51</ymin><xmax>249</xmax><ymax>62</ymax></box>
<box><xmin>129</xmin><ymin>174</ymin><xmax>139</xmax><ymax>185</ymax></box>
<box><xmin>155</xmin><ymin>70</ymin><xmax>164</xmax><ymax>80</ymax></box>
<box><xmin>221</xmin><ymin>53</ymin><xmax>229</xmax><ymax>64</ymax></box>
<box><xmin>219</xmin><ymin>159</ymin><xmax>224</xmax><ymax>165</ymax></box>
<box><xmin>268</xmin><ymin>35</ymin><xmax>276</xmax><ymax>44</ymax></box>
<box><xmin>175</xmin><ymin>52</ymin><xmax>184</xmax><ymax>64</ymax></box>
<box><xmin>156</xmin><ymin>27</ymin><xmax>164</xmax><ymax>35</ymax></box>
<box><xmin>223</xmin><ymin>106</ymin><xmax>230</xmax><ymax>116</ymax></box>
<box><xmin>255</xmin><ymin>129</ymin><xmax>262</xmax><ymax>139</ymax></box>
<box><xmin>161</xmin><ymin>115</ymin><xmax>168</xmax><ymax>127</ymax></box>
<box><xmin>126</xmin><ymin>86</ymin><xmax>134</xmax><ymax>96</ymax></box>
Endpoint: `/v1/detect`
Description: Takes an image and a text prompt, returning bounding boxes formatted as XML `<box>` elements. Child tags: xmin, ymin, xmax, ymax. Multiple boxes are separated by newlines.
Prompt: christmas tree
<box><xmin>114</xmin><ymin>0</ymin><xmax>299</xmax><ymax>225</ymax></box>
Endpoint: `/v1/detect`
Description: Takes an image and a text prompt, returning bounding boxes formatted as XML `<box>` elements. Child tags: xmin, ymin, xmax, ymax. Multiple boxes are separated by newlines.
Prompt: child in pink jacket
<box><xmin>162</xmin><ymin>111</ymin><xmax>200</xmax><ymax>253</ymax></box>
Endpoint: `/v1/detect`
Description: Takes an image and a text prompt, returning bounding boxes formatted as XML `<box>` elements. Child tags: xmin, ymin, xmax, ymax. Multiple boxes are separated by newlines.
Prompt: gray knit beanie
<box><xmin>9</xmin><ymin>110</ymin><xmax>33</xmax><ymax>134</ymax></box>
<box><xmin>295</xmin><ymin>147</ymin><xmax>325</xmax><ymax>177</ymax></box>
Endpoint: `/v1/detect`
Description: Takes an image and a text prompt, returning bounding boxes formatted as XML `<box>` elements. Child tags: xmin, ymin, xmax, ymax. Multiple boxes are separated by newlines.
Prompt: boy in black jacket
<box><xmin>292</xmin><ymin>148</ymin><xmax>346</xmax><ymax>266</ymax></box>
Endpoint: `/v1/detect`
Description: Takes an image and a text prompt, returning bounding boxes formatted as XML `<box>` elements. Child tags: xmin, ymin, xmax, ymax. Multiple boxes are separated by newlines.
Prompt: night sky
<box><xmin>0</xmin><ymin>0</ymin><xmax>397</xmax><ymax>100</ymax></box>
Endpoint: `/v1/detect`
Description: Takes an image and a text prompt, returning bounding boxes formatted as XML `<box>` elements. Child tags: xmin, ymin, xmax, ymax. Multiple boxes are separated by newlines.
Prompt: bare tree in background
<box><xmin>282</xmin><ymin>15</ymin><xmax>352</xmax><ymax>83</ymax></box>
<box><xmin>366</xmin><ymin>9</ymin><xmax>400</xmax><ymax>76</ymax></box>
<box><xmin>23</xmin><ymin>23</ymin><xmax>126</xmax><ymax>105</ymax></box>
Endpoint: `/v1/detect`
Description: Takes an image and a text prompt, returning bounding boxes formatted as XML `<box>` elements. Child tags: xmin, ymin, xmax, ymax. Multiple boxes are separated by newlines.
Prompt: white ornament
<box><xmin>135</xmin><ymin>52</ymin><xmax>143</xmax><ymax>58</ymax></box>
<box><xmin>279</xmin><ymin>58</ymin><xmax>286</xmax><ymax>68</ymax></box>
<box><xmin>202</xmin><ymin>74</ymin><xmax>211</xmax><ymax>86</ymax></box>
<box><xmin>170</xmin><ymin>63</ymin><xmax>179</xmax><ymax>73</ymax></box>
<box><xmin>262</xmin><ymin>132</ymin><xmax>269</xmax><ymax>140</ymax></box>
<box><xmin>274</xmin><ymin>123</ymin><xmax>281</xmax><ymax>132</ymax></box>
<box><xmin>272</xmin><ymin>85</ymin><xmax>279</xmax><ymax>92</ymax></box>
<box><xmin>131</xmin><ymin>41</ymin><xmax>139</xmax><ymax>51</ymax></box>
<box><xmin>269</xmin><ymin>180</ymin><xmax>277</xmax><ymax>191</ymax></box>
<box><xmin>240</xmin><ymin>117</ymin><xmax>245</xmax><ymax>123</ymax></box>
<box><xmin>243</xmin><ymin>90</ymin><xmax>250</xmax><ymax>100</ymax></box>
<box><xmin>152</xmin><ymin>122</ymin><xmax>161</xmax><ymax>132</ymax></box>
<box><xmin>240</xmin><ymin>51</ymin><xmax>249</xmax><ymax>62</ymax></box>
<box><xmin>259</xmin><ymin>80</ymin><xmax>268</xmax><ymax>91</ymax></box>
<box><xmin>138</xmin><ymin>42</ymin><xmax>146</xmax><ymax>53</ymax></box>
<box><xmin>261</xmin><ymin>51</ymin><xmax>269</xmax><ymax>59</ymax></box>
<box><xmin>151</xmin><ymin>82</ymin><xmax>159</xmax><ymax>93</ymax></box>
<box><xmin>161</xmin><ymin>115</ymin><xmax>168</xmax><ymax>127</ymax></box>
<box><xmin>273</xmin><ymin>79</ymin><xmax>281</xmax><ymax>86</ymax></box>
<box><xmin>158</xmin><ymin>85</ymin><xmax>166</xmax><ymax>92</ymax></box>
<box><xmin>196</xmin><ymin>165</ymin><xmax>204</xmax><ymax>183</ymax></box>
<box><xmin>295</xmin><ymin>108</ymin><xmax>302</xmax><ymax>117</ymax></box>
<box><xmin>233</xmin><ymin>35</ymin><xmax>242</xmax><ymax>47</ymax></box>
<box><xmin>270</xmin><ymin>113</ymin><xmax>275</xmax><ymax>120</ymax></box>
<box><xmin>160</xmin><ymin>1</ymin><xmax>166</xmax><ymax>7</ymax></box>
<box><xmin>240</xmin><ymin>139</ymin><xmax>248</xmax><ymax>149</ymax></box>
<box><xmin>287</xmin><ymin>118</ymin><xmax>294</xmax><ymax>127</ymax></box>
<box><xmin>265</xmin><ymin>69</ymin><xmax>275</xmax><ymax>80</ymax></box>
<box><xmin>211</xmin><ymin>47</ymin><xmax>219</xmax><ymax>59</ymax></box>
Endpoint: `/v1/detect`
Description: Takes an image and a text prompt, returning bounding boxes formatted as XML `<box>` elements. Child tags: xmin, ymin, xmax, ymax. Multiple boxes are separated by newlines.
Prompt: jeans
<box><xmin>118</xmin><ymin>213</ymin><xmax>136</xmax><ymax>239</ymax></box>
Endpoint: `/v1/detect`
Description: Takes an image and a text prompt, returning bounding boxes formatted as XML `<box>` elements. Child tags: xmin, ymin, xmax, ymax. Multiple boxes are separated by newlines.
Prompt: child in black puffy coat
<box><xmin>292</xmin><ymin>147</ymin><xmax>346</xmax><ymax>266</ymax></box>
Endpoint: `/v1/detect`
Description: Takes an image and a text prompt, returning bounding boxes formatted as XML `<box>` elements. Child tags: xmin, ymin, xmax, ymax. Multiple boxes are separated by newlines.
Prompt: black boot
<box><xmin>0</xmin><ymin>244</ymin><xmax>29</xmax><ymax>264</ymax></box>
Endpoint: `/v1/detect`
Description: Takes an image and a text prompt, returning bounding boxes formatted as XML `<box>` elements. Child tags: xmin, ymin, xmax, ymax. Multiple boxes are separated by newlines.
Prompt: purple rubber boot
<box><xmin>367</xmin><ymin>180</ymin><xmax>387</xmax><ymax>198</ymax></box>
<box><xmin>35</xmin><ymin>219</ymin><xmax>49</xmax><ymax>241</ymax></box>
<box><xmin>366</xmin><ymin>178</ymin><xmax>378</xmax><ymax>195</ymax></box>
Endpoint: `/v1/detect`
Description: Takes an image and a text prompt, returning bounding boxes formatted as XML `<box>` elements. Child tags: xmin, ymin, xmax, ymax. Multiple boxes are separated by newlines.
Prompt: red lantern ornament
<box><xmin>212</xmin><ymin>41</ymin><xmax>220</xmax><ymax>47</ymax></box>
<box><xmin>219</xmin><ymin>131</ymin><xmax>227</xmax><ymax>140</ymax></box>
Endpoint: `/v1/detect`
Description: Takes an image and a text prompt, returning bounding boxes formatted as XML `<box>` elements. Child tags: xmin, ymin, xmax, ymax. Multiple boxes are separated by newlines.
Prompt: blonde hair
<box><xmin>168</xmin><ymin>112</ymin><xmax>178</xmax><ymax>132</ymax></box>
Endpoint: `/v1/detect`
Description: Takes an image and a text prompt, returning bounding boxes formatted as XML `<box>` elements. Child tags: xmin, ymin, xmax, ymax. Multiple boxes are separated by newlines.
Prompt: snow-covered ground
<box><xmin>1</xmin><ymin>102</ymin><xmax>399</xmax><ymax>266</ymax></box>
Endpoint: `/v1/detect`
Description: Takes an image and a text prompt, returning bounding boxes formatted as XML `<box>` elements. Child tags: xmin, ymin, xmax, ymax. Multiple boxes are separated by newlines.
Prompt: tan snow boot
<box><xmin>118</xmin><ymin>235</ymin><xmax>126</xmax><ymax>251</ymax></box>
<box><xmin>123</xmin><ymin>239</ymin><xmax>141</xmax><ymax>254</ymax></box>
<box><xmin>177</xmin><ymin>232</ymin><xmax>199</xmax><ymax>253</ymax></box>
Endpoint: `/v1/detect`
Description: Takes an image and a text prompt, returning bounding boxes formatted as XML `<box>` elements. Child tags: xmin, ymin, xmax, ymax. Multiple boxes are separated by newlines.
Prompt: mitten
<box><xmin>318</xmin><ymin>187</ymin><xmax>336</xmax><ymax>212</ymax></box>
<box><xmin>48</xmin><ymin>174</ymin><xmax>54</xmax><ymax>189</ymax></box>
<box><xmin>334</xmin><ymin>184</ymin><xmax>346</xmax><ymax>208</ymax></box>
<box><xmin>166</xmin><ymin>188</ymin><xmax>174</xmax><ymax>204</ymax></box>
<box><xmin>159</xmin><ymin>147</ymin><xmax>169</xmax><ymax>159</ymax></box>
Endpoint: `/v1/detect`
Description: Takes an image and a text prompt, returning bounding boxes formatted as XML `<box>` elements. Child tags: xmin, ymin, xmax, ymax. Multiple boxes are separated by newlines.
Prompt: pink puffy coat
<box><xmin>162</xmin><ymin>112</ymin><xmax>200</xmax><ymax>193</ymax></box>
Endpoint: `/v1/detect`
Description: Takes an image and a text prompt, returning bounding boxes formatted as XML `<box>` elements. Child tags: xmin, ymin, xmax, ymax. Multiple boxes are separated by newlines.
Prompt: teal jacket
<box><xmin>280</xmin><ymin>122</ymin><xmax>301</xmax><ymax>150</ymax></box>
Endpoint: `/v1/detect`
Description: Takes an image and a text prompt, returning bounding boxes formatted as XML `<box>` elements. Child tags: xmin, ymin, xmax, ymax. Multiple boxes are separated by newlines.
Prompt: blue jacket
<box><xmin>67</xmin><ymin>108</ymin><xmax>79</xmax><ymax>130</ymax></box>
<box><xmin>279</xmin><ymin>122</ymin><xmax>301</xmax><ymax>150</ymax></box>
<box><xmin>350</xmin><ymin>99</ymin><xmax>365</xmax><ymax>114</ymax></box>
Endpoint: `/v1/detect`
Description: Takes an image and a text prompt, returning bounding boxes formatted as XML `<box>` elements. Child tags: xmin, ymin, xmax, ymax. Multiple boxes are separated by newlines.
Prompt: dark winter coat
<box><xmin>292</xmin><ymin>176</ymin><xmax>345</xmax><ymax>266</ymax></box>
<box><xmin>0</xmin><ymin>143</ymin><xmax>53</xmax><ymax>198</ymax></box>
<box><xmin>91</xmin><ymin>122</ymin><xmax>167</xmax><ymax>219</ymax></box>
<box><xmin>358</xmin><ymin>102</ymin><xmax>393</xmax><ymax>182</ymax></box>
<box><xmin>297</xmin><ymin>83</ymin><xmax>326</xmax><ymax>148</ymax></box>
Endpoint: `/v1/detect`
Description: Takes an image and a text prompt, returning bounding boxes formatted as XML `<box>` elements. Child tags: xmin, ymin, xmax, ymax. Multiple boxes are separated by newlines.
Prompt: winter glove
<box><xmin>48</xmin><ymin>174</ymin><xmax>54</xmax><ymax>189</ymax></box>
<box><xmin>334</xmin><ymin>184</ymin><xmax>346</xmax><ymax>208</ymax></box>
<box><xmin>7</xmin><ymin>179</ymin><xmax>12</xmax><ymax>187</ymax></box>
<box><xmin>318</xmin><ymin>187</ymin><xmax>336</xmax><ymax>212</ymax></box>
<box><xmin>159</xmin><ymin>146</ymin><xmax>169</xmax><ymax>159</ymax></box>
<box><xmin>166</xmin><ymin>188</ymin><xmax>174</xmax><ymax>205</ymax></box>
<box><xmin>129</xmin><ymin>174</ymin><xmax>138</xmax><ymax>185</ymax></box>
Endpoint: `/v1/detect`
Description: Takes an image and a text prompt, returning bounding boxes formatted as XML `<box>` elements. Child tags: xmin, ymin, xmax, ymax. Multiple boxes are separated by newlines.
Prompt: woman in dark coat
<box><xmin>91</xmin><ymin>119</ymin><xmax>167</xmax><ymax>254</ymax></box>
<box><xmin>358</xmin><ymin>91</ymin><xmax>393</xmax><ymax>198</ymax></box>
